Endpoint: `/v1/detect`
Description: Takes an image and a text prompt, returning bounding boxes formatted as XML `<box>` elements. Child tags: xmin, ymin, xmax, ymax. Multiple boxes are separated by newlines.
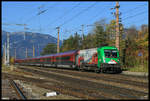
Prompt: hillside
<box><xmin>2</xmin><ymin>30</ymin><xmax>62</xmax><ymax>59</ymax></box>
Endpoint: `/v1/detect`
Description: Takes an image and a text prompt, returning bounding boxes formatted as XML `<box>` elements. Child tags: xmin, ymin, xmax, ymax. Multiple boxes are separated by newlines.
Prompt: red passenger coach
<box><xmin>14</xmin><ymin>59</ymin><xmax>24</xmax><ymax>64</ymax></box>
<box><xmin>14</xmin><ymin>50</ymin><xmax>79</xmax><ymax>68</ymax></box>
<box><xmin>52</xmin><ymin>50</ymin><xmax>78</xmax><ymax>65</ymax></box>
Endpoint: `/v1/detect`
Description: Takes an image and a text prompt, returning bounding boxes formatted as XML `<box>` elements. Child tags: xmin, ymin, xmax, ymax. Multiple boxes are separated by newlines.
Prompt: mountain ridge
<box><xmin>2</xmin><ymin>30</ymin><xmax>62</xmax><ymax>59</ymax></box>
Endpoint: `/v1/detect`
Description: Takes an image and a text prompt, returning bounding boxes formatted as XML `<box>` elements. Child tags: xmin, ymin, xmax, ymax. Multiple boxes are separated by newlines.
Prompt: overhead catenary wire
<box><xmin>58</xmin><ymin>2</ymin><xmax>97</xmax><ymax>27</ymax></box>
<box><xmin>60</xmin><ymin>3</ymin><xmax>114</xmax><ymax>38</ymax></box>
<box><xmin>46</xmin><ymin>2</ymin><xmax>81</xmax><ymax>27</ymax></box>
<box><xmin>87</xmin><ymin>2</ymin><xmax>113</xmax><ymax>24</ymax></box>
<box><xmin>3</xmin><ymin>2</ymin><xmax>148</xmax><ymax>42</ymax></box>
<box><xmin>46</xmin><ymin>4</ymin><xmax>110</xmax><ymax>32</ymax></box>
<box><xmin>68</xmin><ymin>3</ymin><xmax>113</xmax><ymax>36</ymax></box>
<box><xmin>46</xmin><ymin>2</ymin><xmax>97</xmax><ymax>41</ymax></box>
<box><xmin>122</xmin><ymin>4</ymin><xmax>147</xmax><ymax>14</ymax></box>
<box><xmin>23</xmin><ymin>2</ymin><xmax>58</xmax><ymax>25</ymax></box>
<box><xmin>123</xmin><ymin>16</ymin><xmax>148</xmax><ymax>28</ymax></box>
<box><xmin>2</xmin><ymin>27</ymin><xmax>22</xmax><ymax>32</ymax></box>
<box><xmin>122</xmin><ymin>10</ymin><xmax>148</xmax><ymax>21</ymax></box>
<box><xmin>18</xmin><ymin>4</ymin><xmax>41</xmax><ymax>23</ymax></box>
<box><xmin>61</xmin><ymin>3</ymin><xmax>148</xmax><ymax>40</ymax></box>
<box><xmin>38</xmin><ymin>5</ymin><xmax>43</xmax><ymax>33</ymax></box>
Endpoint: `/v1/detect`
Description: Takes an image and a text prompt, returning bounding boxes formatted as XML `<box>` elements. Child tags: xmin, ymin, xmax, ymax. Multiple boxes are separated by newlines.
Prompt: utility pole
<box><xmin>33</xmin><ymin>45</ymin><xmax>35</xmax><ymax>57</ymax></box>
<box><xmin>56</xmin><ymin>27</ymin><xmax>60</xmax><ymax>53</ymax></box>
<box><xmin>24</xmin><ymin>25</ymin><xmax>26</xmax><ymax>40</ymax></box>
<box><xmin>6</xmin><ymin>33</ymin><xmax>10</xmax><ymax>66</ymax></box>
<box><xmin>111</xmin><ymin>2</ymin><xmax>122</xmax><ymax>48</ymax></box>
<box><xmin>2</xmin><ymin>44</ymin><xmax>6</xmax><ymax>64</ymax></box>
<box><xmin>4</xmin><ymin>42</ymin><xmax>7</xmax><ymax>65</ymax></box>
<box><xmin>26</xmin><ymin>48</ymin><xmax>28</xmax><ymax>58</ymax></box>
<box><xmin>38</xmin><ymin>44</ymin><xmax>40</xmax><ymax>56</ymax></box>
<box><xmin>115</xmin><ymin>2</ymin><xmax>120</xmax><ymax>50</ymax></box>
<box><xmin>81</xmin><ymin>24</ymin><xmax>84</xmax><ymax>40</ymax></box>
<box><xmin>2</xmin><ymin>23</ymin><xmax>27</xmax><ymax>40</ymax></box>
<box><xmin>15</xmin><ymin>48</ymin><xmax>16</xmax><ymax>59</ymax></box>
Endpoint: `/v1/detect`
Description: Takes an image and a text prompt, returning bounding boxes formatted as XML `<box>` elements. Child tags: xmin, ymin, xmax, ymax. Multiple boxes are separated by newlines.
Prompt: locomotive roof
<box><xmin>17</xmin><ymin>50</ymin><xmax>78</xmax><ymax>60</ymax></box>
<box><xmin>38</xmin><ymin>50</ymin><xmax>78</xmax><ymax>58</ymax></box>
<box><xmin>98</xmin><ymin>46</ymin><xmax>118</xmax><ymax>50</ymax></box>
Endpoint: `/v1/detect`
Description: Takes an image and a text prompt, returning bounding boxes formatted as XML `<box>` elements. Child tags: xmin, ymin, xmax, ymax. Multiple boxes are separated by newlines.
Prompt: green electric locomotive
<box><xmin>76</xmin><ymin>46</ymin><xmax>122</xmax><ymax>73</ymax></box>
<box><xmin>97</xmin><ymin>46</ymin><xmax>121</xmax><ymax>73</ymax></box>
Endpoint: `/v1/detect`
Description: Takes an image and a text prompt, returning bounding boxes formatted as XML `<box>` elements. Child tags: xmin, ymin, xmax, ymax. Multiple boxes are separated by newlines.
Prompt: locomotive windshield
<box><xmin>104</xmin><ymin>49</ymin><xmax>118</xmax><ymax>58</ymax></box>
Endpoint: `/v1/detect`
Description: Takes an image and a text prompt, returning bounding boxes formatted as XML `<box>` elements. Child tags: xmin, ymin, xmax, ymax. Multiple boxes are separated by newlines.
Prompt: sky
<box><xmin>2</xmin><ymin>1</ymin><xmax>148</xmax><ymax>40</ymax></box>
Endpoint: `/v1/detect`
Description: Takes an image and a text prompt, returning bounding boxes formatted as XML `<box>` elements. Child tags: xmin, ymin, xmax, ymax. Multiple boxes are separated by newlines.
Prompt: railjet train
<box><xmin>14</xmin><ymin>46</ymin><xmax>122</xmax><ymax>73</ymax></box>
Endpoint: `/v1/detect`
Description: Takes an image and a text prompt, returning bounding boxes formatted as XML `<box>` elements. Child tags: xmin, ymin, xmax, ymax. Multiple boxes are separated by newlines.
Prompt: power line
<box><xmin>122</xmin><ymin>4</ymin><xmax>147</xmax><ymax>14</ymax></box>
<box><xmin>124</xmin><ymin>17</ymin><xmax>148</xmax><ymax>28</ymax></box>
<box><xmin>88</xmin><ymin>3</ymin><xmax>113</xmax><ymax>23</ymax></box>
<box><xmin>123</xmin><ymin>13</ymin><xmax>148</xmax><ymax>25</ymax></box>
<box><xmin>59</xmin><ymin>2</ymin><xmax>97</xmax><ymax>27</ymax></box>
<box><xmin>37</xmin><ymin>5</ymin><xmax>44</xmax><ymax>33</ymax></box>
<box><xmin>122</xmin><ymin>10</ymin><xmax>148</xmax><ymax>21</ymax></box>
<box><xmin>47</xmin><ymin>2</ymin><xmax>98</xmax><ymax>40</ymax></box>
<box><xmin>23</xmin><ymin>2</ymin><xmax>58</xmax><ymax>25</ymax></box>
<box><xmin>2</xmin><ymin>27</ymin><xmax>22</xmax><ymax>32</ymax></box>
<box><xmin>46</xmin><ymin>2</ymin><xmax>81</xmax><ymax>27</ymax></box>
<box><xmin>22</xmin><ymin>3</ymin><xmax>59</xmax><ymax>33</ymax></box>
<box><xmin>19</xmin><ymin>5</ymin><xmax>41</xmax><ymax>23</ymax></box>
<box><xmin>61</xmin><ymin>3</ymin><xmax>113</xmax><ymax>39</ymax></box>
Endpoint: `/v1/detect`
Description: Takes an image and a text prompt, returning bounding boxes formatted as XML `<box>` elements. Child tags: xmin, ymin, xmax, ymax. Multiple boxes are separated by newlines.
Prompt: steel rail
<box><xmin>10</xmin><ymin>80</ymin><xmax>27</xmax><ymax>100</ymax></box>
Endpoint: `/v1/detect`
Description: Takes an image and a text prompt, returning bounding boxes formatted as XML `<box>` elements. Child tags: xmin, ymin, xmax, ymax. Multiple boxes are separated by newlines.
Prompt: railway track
<box><xmin>18</xmin><ymin>66</ymin><xmax>148</xmax><ymax>89</ymax></box>
<box><xmin>30</xmin><ymin>66</ymin><xmax>148</xmax><ymax>85</ymax></box>
<box><xmin>2</xmin><ymin>72</ymin><xmax>101</xmax><ymax>99</ymax></box>
<box><xmin>10</xmin><ymin>80</ymin><xmax>27</xmax><ymax>100</ymax></box>
<box><xmin>14</xmin><ymin>65</ymin><xmax>148</xmax><ymax>99</ymax></box>
<box><xmin>2</xmin><ymin>79</ymin><xmax>27</xmax><ymax>100</ymax></box>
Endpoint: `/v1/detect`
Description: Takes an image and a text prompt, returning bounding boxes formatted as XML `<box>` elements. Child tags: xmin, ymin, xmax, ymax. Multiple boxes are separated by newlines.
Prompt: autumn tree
<box><xmin>60</xmin><ymin>32</ymin><xmax>82</xmax><ymax>52</ymax></box>
<box><xmin>105</xmin><ymin>20</ymin><xmax>116</xmax><ymax>46</ymax></box>
<box><xmin>81</xmin><ymin>33</ymin><xmax>96</xmax><ymax>49</ymax></box>
<box><xmin>10</xmin><ymin>57</ymin><xmax>15</xmax><ymax>65</ymax></box>
<box><xmin>91</xmin><ymin>19</ymin><xmax>108</xmax><ymax>47</ymax></box>
<box><xmin>135</xmin><ymin>24</ymin><xmax>148</xmax><ymax>66</ymax></box>
<box><xmin>40</xmin><ymin>43</ymin><xmax>57</xmax><ymax>55</ymax></box>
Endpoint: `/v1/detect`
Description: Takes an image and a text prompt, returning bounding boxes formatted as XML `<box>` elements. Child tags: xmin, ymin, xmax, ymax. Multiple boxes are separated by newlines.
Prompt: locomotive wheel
<box><xmin>79</xmin><ymin>65</ymin><xmax>84</xmax><ymax>72</ymax></box>
<box><xmin>102</xmin><ymin>70</ymin><xmax>106</xmax><ymax>73</ymax></box>
<box><xmin>80</xmin><ymin>68</ymin><xmax>84</xmax><ymax>72</ymax></box>
<box><xmin>100</xmin><ymin>67</ymin><xmax>104</xmax><ymax>73</ymax></box>
<box><xmin>95</xmin><ymin>69</ymin><xmax>100</xmax><ymax>73</ymax></box>
<box><xmin>77</xmin><ymin>66</ymin><xmax>80</xmax><ymax>71</ymax></box>
<box><xmin>101</xmin><ymin>68</ymin><xmax>106</xmax><ymax>73</ymax></box>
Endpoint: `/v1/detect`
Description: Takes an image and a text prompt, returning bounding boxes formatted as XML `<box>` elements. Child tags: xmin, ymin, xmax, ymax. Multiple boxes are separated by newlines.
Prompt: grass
<box><xmin>2</xmin><ymin>64</ymin><xmax>31</xmax><ymax>77</ymax></box>
<box><xmin>2</xmin><ymin>64</ymin><xmax>11</xmax><ymax>72</ymax></box>
<box><xmin>122</xmin><ymin>64</ymin><xmax>148</xmax><ymax>73</ymax></box>
<box><xmin>2</xmin><ymin>64</ymin><xmax>16</xmax><ymax>73</ymax></box>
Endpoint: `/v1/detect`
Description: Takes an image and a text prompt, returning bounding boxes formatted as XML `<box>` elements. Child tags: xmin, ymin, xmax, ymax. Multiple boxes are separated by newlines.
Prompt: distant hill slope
<box><xmin>2</xmin><ymin>30</ymin><xmax>62</xmax><ymax>59</ymax></box>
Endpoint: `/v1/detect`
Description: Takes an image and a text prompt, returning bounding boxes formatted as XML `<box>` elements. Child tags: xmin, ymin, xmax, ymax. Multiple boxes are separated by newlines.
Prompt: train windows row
<box><xmin>21</xmin><ymin>56</ymin><xmax>71</xmax><ymax>63</ymax></box>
